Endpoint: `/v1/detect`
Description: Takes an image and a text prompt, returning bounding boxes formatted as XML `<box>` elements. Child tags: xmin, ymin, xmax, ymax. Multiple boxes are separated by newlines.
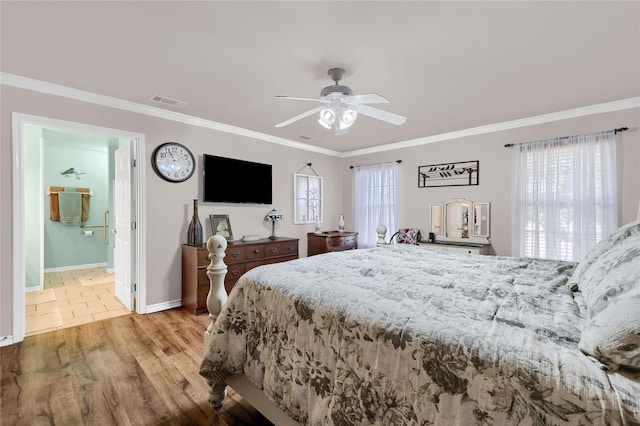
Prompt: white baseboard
<box><xmin>144</xmin><ymin>299</ymin><xmax>182</xmax><ymax>314</ymax></box>
<box><xmin>44</xmin><ymin>262</ymin><xmax>108</xmax><ymax>273</ymax></box>
<box><xmin>0</xmin><ymin>335</ymin><xmax>15</xmax><ymax>348</ymax></box>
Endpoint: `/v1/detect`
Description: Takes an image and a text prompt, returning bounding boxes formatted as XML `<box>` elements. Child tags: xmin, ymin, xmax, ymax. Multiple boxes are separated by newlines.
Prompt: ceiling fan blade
<box><xmin>357</xmin><ymin>104</ymin><xmax>407</xmax><ymax>125</ymax></box>
<box><xmin>275</xmin><ymin>106</ymin><xmax>325</xmax><ymax>128</ymax></box>
<box><xmin>344</xmin><ymin>93</ymin><xmax>389</xmax><ymax>104</ymax></box>
<box><xmin>275</xmin><ymin>96</ymin><xmax>328</xmax><ymax>103</ymax></box>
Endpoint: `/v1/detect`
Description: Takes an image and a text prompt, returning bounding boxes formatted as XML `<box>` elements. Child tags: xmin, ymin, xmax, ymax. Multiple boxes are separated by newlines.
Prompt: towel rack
<box><xmin>46</xmin><ymin>186</ymin><xmax>93</xmax><ymax>196</ymax></box>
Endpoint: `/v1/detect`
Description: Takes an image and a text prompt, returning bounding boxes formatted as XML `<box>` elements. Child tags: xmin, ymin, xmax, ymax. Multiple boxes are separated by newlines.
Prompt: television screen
<box><xmin>203</xmin><ymin>154</ymin><xmax>272</xmax><ymax>204</ymax></box>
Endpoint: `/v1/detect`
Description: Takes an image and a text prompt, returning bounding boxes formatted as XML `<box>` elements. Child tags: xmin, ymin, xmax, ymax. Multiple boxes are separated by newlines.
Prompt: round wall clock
<box><xmin>151</xmin><ymin>142</ymin><xmax>196</xmax><ymax>183</ymax></box>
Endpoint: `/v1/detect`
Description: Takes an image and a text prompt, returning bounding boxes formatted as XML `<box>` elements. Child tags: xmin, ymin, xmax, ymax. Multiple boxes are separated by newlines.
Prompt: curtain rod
<box><xmin>349</xmin><ymin>160</ymin><xmax>402</xmax><ymax>169</ymax></box>
<box><xmin>504</xmin><ymin>127</ymin><xmax>628</xmax><ymax>148</ymax></box>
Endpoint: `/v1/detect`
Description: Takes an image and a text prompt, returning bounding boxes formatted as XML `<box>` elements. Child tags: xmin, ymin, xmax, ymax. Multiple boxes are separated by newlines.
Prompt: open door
<box><xmin>114</xmin><ymin>140</ymin><xmax>134</xmax><ymax>310</ymax></box>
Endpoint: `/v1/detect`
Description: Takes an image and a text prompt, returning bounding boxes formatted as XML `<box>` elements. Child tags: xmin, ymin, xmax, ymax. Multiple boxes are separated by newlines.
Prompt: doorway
<box><xmin>11</xmin><ymin>113</ymin><xmax>146</xmax><ymax>343</ymax></box>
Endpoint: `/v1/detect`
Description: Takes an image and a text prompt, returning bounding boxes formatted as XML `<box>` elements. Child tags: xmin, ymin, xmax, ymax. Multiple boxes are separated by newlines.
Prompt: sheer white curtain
<box><xmin>353</xmin><ymin>162</ymin><xmax>399</xmax><ymax>248</ymax></box>
<box><xmin>511</xmin><ymin>130</ymin><xmax>617</xmax><ymax>261</ymax></box>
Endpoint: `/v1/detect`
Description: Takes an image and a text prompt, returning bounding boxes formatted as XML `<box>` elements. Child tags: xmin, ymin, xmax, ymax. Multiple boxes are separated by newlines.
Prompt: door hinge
<box><xmin>130</xmin><ymin>159</ymin><xmax>136</xmax><ymax>167</ymax></box>
<box><xmin>131</xmin><ymin>221</ymin><xmax>137</xmax><ymax>230</ymax></box>
<box><xmin>132</xmin><ymin>282</ymin><xmax>137</xmax><ymax>292</ymax></box>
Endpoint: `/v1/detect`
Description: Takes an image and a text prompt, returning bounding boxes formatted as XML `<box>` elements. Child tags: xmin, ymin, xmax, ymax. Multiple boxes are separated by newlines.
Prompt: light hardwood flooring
<box><xmin>1</xmin><ymin>308</ymin><xmax>273</xmax><ymax>426</ymax></box>
<box><xmin>25</xmin><ymin>267</ymin><xmax>129</xmax><ymax>336</ymax></box>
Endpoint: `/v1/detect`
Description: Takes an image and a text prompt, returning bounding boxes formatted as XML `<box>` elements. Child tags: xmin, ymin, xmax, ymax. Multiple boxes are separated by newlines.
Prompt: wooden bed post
<box><xmin>204</xmin><ymin>234</ymin><xmax>228</xmax><ymax>408</ymax></box>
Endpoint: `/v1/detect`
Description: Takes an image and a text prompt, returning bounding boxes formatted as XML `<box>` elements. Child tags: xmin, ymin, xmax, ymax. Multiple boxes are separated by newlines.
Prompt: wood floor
<box><xmin>1</xmin><ymin>308</ymin><xmax>274</xmax><ymax>426</ymax></box>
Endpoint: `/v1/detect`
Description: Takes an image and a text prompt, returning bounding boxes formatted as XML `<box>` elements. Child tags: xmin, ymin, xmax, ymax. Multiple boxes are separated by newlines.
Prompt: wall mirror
<box><xmin>430</xmin><ymin>198</ymin><xmax>490</xmax><ymax>243</ymax></box>
<box><xmin>293</xmin><ymin>173</ymin><xmax>323</xmax><ymax>224</ymax></box>
<box><xmin>430</xmin><ymin>203</ymin><xmax>443</xmax><ymax>234</ymax></box>
<box><xmin>445</xmin><ymin>200</ymin><xmax>471</xmax><ymax>239</ymax></box>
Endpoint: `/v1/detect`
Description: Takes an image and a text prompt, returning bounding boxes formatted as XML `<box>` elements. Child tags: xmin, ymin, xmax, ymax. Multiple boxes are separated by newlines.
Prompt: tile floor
<box><xmin>25</xmin><ymin>266</ymin><xmax>129</xmax><ymax>336</ymax></box>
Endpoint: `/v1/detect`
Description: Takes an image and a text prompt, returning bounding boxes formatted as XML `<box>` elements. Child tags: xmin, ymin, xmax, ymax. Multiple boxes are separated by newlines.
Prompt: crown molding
<box><xmin>0</xmin><ymin>72</ymin><xmax>342</xmax><ymax>157</ymax></box>
<box><xmin>2</xmin><ymin>72</ymin><xmax>638</xmax><ymax>159</ymax></box>
<box><xmin>340</xmin><ymin>97</ymin><xmax>640</xmax><ymax>158</ymax></box>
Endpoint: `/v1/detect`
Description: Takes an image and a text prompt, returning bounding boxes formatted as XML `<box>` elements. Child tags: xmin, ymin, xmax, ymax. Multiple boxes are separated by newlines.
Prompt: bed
<box><xmin>199</xmin><ymin>221</ymin><xmax>640</xmax><ymax>425</ymax></box>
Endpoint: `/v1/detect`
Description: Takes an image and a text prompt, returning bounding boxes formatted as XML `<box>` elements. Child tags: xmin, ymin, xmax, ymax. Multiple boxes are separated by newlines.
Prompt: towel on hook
<box><xmin>58</xmin><ymin>188</ymin><xmax>82</xmax><ymax>226</ymax></box>
<box><xmin>49</xmin><ymin>186</ymin><xmax>90</xmax><ymax>221</ymax></box>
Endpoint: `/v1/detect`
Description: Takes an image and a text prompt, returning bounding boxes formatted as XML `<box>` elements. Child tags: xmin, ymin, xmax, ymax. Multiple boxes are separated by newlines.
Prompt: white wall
<box><xmin>0</xmin><ymin>85</ymin><xmax>343</xmax><ymax>338</ymax></box>
<box><xmin>341</xmin><ymin>108</ymin><xmax>640</xmax><ymax>256</ymax></box>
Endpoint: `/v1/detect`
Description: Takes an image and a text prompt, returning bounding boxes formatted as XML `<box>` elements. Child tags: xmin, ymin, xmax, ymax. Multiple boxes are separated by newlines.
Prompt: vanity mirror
<box><xmin>430</xmin><ymin>198</ymin><xmax>490</xmax><ymax>244</ymax></box>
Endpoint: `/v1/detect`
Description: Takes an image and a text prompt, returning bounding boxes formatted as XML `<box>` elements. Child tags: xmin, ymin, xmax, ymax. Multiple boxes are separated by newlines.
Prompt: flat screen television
<box><xmin>203</xmin><ymin>154</ymin><xmax>272</xmax><ymax>204</ymax></box>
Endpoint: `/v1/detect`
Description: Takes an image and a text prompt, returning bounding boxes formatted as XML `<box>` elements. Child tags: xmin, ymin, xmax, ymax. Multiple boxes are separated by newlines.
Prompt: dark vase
<box><xmin>187</xmin><ymin>199</ymin><xmax>203</xmax><ymax>245</ymax></box>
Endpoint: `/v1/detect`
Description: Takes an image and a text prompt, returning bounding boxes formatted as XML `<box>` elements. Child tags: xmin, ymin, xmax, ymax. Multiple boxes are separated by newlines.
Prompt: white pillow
<box><xmin>569</xmin><ymin>220</ymin><xmax>640</xmax><ymax>291</ymax></box>
<box><xmin>578</xmin><ymin>232</ymin><xmax>640</xmax><ymax>369</ymax></box>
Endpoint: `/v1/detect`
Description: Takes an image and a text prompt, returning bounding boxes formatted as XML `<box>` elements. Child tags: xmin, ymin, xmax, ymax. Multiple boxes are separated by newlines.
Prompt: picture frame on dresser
<box><xmin>210</xmin><ymin>214</ymin><xmax>233</xmax><ymax>241</ymax></box>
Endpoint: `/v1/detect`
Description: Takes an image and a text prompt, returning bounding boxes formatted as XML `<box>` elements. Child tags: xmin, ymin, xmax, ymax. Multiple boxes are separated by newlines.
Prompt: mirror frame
<box><xmin>430</xmin><ymin>198</ymin><xmax>490</xmax><ymax>244</ymax></box>
<box><xmin>430</xmin><ymin>203</ymin><xmax>444</xmax><ymax>235</ymax></box>
<box><xmin>293</xmin><ymin>173</ymin><xmax>323</xmax><ymax>224</ymax></box>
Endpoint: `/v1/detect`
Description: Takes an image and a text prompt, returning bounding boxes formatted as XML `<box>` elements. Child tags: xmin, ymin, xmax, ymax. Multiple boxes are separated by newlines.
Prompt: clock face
<box><xmin>152</xmin><ymin>142</ymin><xmax>196</xmax><ymax>182</ymax></box>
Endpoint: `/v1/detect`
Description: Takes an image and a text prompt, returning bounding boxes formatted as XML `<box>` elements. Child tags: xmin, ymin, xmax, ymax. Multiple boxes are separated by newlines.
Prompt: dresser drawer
<box><xmin>246</xmin><ymin>245</ymin><xmax>265</xmax><ymax>260</ymax></box>
<box><xmin>226</xmin><ymin>246</ymin><xmax>246</xmax><ymax>263</ymax></box>
<box><xmin>264</xmin><ymin>255</ymin><xmax>297</xmax><ymax>265</ymax></box>
<box><xmin>226</xmin><ymin>263</ymin><xmax>247</xmax><ymax>281</ymax></box>
<box><xmin>197</xmin><ymin>249</ymin><xmax>210</xmax><ymax>266</ymax></box>
<box><xmin>265</xmin><ymin>241</ymin><xmax>299</xmax><ymax>258</ymax></box>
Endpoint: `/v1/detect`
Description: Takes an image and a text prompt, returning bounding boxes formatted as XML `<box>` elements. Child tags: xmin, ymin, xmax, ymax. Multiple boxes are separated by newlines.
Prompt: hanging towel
<box><xmin>49</xmin><ymin>186</ymin><xmax>91</xmax><ymax>221</ymax></box>
<box><xmin>58</xmin><ymin>188</ymin><xmax>82</xmax><ymax>225</ymax></box>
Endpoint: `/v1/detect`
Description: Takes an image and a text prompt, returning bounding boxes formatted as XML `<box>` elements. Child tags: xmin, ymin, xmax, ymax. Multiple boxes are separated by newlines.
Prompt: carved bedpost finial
<box><xmin>205</xmin><ymin>235</ymin><xmax>228</xmax><ymax>339</ymax></box>
<box><xmin>204</xmin><ymin>235</ymin><xmax>229</xmax><ymax>408</ymax></box>
<box><xmin>376</xmin><ymin>225</ymin><xmax>388</xmax><ymax>246</ymax></box>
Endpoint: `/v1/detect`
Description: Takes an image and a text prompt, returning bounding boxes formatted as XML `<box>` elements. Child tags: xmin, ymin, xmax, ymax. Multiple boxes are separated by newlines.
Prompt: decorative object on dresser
<box><xmin>210</xmin><ymin>214</ymin><xmax>233</xmax><ymax>241</ymax></box>
<box><xmin>338</xmin><ymin>213</ymin><xmax>345</xmax><ymax>232</ymax></box>
<box><xmin>181</xmin><ymin>237</ymin><xmax>299</xmax><ymax>314</ymax></box>
<box><xmin>418</xmin><ymin>160</ymin><xmax>479</xmax><ymax>188</ymax></box>
<box><xmin>264</xmin><ymin>208</ymin><xmax>284</xmax><ymax>240</ymax></box>
<box><xmin>187</xmin><ymin>199</ymin><xmax>203</xmax><ymax>245</ymax></box>
<box><xmin>307</xmin><ymin>231</ymin><xmax>357</xmax><ymax>256</ymax></box>
<box><xmin>151</xmin><ymin>142</ymin><xmax>195</xmax><ymax>183</ymax></box>
<box><xmin>425</xmin><ymin>198</ymin><xmax>491</xmax><ymax>254</ymax></box>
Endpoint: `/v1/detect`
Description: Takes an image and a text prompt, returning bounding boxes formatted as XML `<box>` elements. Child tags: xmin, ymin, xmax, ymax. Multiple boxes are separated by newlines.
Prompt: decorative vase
<box><xmin>314</xmin><ymin>217</ymin><xmax>322</xmax><ymax>234</ymax></box>
<box><xmin>338</xmin><ymin>214</ymin><xmax>345</xmax><ymax>233</ymax></box>
<box><xmin>187</xmin><ymin>199</ymin><xmax>203</xmax><ymax>245</ymax></box>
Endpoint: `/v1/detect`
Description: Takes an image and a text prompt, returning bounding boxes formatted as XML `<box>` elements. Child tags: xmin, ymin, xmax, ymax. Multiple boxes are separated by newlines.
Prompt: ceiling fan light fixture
<box><xmin>339</xmin><ymin>106</ymin><xmax>358</xmax><ymax>130</ymax></box>
<box><xmin>318</xmin><ymin>108</ymin><xmax>336</xmax><ymax>129</ymax></box>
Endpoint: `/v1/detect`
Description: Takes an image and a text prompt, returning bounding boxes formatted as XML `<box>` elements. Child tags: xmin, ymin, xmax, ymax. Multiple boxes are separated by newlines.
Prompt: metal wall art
<box><xmin>418</xmin><ymin>160</ymin><xmax>479</xmax><ymax>188</ymax></box>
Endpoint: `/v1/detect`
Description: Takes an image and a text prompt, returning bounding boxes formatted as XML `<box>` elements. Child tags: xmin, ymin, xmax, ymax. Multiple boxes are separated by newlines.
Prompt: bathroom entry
<box><xmin>12</xmin><ymin>113</ymin><xmax>143</xmax><ymax>343</ymax></box>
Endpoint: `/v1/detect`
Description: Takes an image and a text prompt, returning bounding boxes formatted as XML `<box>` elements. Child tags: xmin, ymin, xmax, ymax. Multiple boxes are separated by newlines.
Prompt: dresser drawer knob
<box><xmin>232</xmin><ymin>252</ymin><xmax>240</xmax><ymax>258</ymax></box>
<box><xmin>231</xmin><ymin>269</ymin><xmax>240</xmax><ymax>276</ymax></box>
<box><xmin>254</xmin><ymin>249</ymin><xmax>260</xmax><ymax>254</ymax></box>
<box><xmin>271</xmin><ymin>248</ymin><xmax>278</xmax><ymax>253</ymax></box>
<box><xmin>288</xmin><ymin>245</ymin><xmax>295</xmax><ymax>251</ymax></box>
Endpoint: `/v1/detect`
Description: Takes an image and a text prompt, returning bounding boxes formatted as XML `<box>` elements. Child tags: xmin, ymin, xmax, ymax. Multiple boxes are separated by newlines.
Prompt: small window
<box><xmin>293</xmin><ymin>173</ymin><xmax>323</xmax><ymax>224</ymax></box>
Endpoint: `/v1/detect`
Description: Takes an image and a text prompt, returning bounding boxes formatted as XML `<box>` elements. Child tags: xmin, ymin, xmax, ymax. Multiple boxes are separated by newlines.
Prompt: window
<box><xmin>353</xmin><ymin>162</ymin><xmax>399</xmax><ymax>248</ymax></box>
<box><xmin>512</xmin><ymin>131</ymin><xmax>617</xmax><ymax>261</ymax></box>
<box><xmin>293</xmin><ymin>173</ymin><xmax>322</xmax><ymax>224</ymax></box>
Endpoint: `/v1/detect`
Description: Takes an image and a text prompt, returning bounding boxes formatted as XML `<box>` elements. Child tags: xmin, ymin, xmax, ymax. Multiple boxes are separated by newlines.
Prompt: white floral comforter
<box><xmin>200</xmin><ymin>244</ymin><xmax>640</xmax><ymax>425</ymax></box>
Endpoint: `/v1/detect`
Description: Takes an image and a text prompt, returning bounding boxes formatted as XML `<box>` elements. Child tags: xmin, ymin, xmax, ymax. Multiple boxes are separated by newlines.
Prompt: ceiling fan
<box><xmin>275</xmin><ymin>67</ymin><xmax>406</xmax><ymax>135</ymax></box>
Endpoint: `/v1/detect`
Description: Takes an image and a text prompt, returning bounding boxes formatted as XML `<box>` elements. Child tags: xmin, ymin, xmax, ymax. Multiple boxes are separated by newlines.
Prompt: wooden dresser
<box><xmin>307</xmin><ymin>231</ymin><xmax>358</xmax><ymax>256</ymax></box>
<box><xmin>182</xmin><ymin>237</ymin><xmax>299</xmax><ymax>314</ymax></box>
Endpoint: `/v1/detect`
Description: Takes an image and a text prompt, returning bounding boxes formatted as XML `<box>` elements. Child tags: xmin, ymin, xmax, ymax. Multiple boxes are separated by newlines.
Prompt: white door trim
<box><xmin>11</xmin><ymin>112</ymin><xmax>147</xmax><ymax>343</ymax></box>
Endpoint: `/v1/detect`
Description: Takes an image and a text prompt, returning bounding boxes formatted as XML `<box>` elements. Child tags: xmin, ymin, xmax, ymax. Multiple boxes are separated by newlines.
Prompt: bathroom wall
<box><xmin>42</xmin><ymin>129</ymin><xmax>111</xmax><ymax>269</ymax></box>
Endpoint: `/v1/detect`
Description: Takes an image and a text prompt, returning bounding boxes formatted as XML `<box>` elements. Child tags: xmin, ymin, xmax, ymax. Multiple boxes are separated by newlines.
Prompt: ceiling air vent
<box><xmin>150</xmin><ymin>95</ymin><xmax>187</xmax><ymax>108</ymax></box>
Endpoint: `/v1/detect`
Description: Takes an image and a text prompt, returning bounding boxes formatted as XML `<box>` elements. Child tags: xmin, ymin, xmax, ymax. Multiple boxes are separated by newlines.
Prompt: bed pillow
<box><xmin>569</xmin><ymin>220</ymin><xmax>640</xmax><ymax>291</ymax></box>
<box><xmin>578</xmin><ymin>231</ymin><xmax>640</xmax><ymax>369</ymax></box>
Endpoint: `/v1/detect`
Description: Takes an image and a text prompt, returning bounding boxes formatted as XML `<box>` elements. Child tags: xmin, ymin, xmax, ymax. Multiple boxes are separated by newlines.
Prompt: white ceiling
<box><xmin>2</xmin><ymin>1</ymin><xmax>639</xmax><ymax>154</ymax></box>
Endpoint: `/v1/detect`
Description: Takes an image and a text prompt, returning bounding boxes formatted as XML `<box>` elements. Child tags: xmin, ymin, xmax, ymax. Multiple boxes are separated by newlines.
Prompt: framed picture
<box><xmin>210</xmin><ymin>214</ymin><xmax>233</xmax><ymax>241</ymax></box>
